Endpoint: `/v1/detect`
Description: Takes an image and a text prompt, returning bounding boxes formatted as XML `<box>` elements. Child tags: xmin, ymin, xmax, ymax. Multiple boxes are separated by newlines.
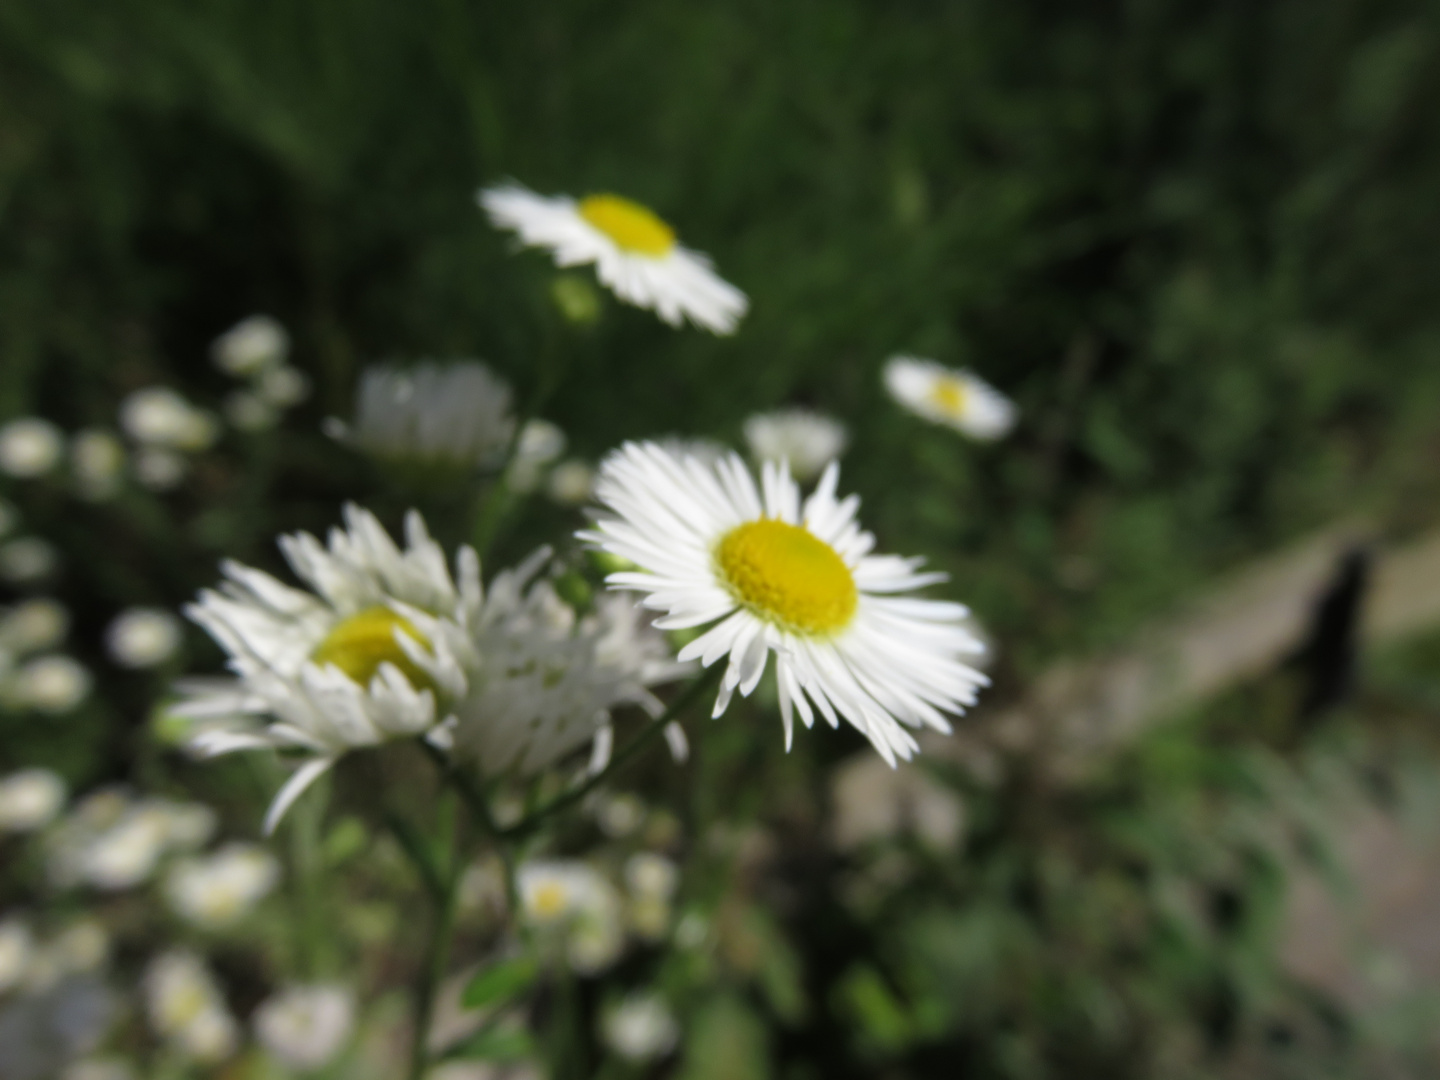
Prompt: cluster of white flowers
<box><xmin>118</xmin><ymin>386</ymin><xmax>219</xmax><ymax>492</ymax></box>
<box><xmin>517</xmin><ymin>859</ymin><xmax>626</xmax><ymax>973</ymax></box>
<box><xmin>0</xmin><ymin>599</ymin><xmax>91</xmax><ymax>714</ymax></box>
<box><xmin>144</xmin><ymin>950</ymin><xmax>238</xmax><ymax>1064</ymax></box>
<box><xmin>0</xmin><ymin>915</ymin><xmax>110</xmax><ymax>1001</ymax></box>
<box><xmin>175</xmin><ymin>505</ymin><xmax>688</xmax><ymax>831</ymax></box>
<box><xmin>212</xmin><ymin>315</ymin><xmax>310</xmax><ymax>432</ymax></box>
<box><xmin>46</xmin><ymin>790</ymin><xmax>216</xmax><ymax>891</ymax></box>
<box><xmin>164</xmin><ymin>843</ymin><xmax>280</xmax><ymax>929</ymax></box>
<box><xmin>253</xmin><ymin>983</ymin><xmax>355</xmax><ymax>1070</ymax></box>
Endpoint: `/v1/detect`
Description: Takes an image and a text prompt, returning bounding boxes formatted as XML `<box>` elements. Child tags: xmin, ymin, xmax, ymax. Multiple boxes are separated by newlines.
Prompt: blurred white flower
<box><xmin>742</xmin><ymin>408</ymin><xmax>848</xmax><ymax>481</ymax></box>
<box><xmin>0</xmin><ymin>599</ymin><xmax>69</xmax><ymax>655</ymax></box>
<box><xmin>0</xmin><ymin>538</ymin><xmax>59</xmax><ymax>584</ymax></box>
<box><xmin>212</xmin><ymin>315</ymin><xmax>289</xmax><ymax>377</ymax></box>
<box><xmin>70</xmin><ymin>430</ymin><xmax>125</xmax><ymax>501</ymax></box>
<box><xmin>164</xmin><ymin>843</ymin><xmax>280</xmax><ymax>928</ymax></box>
<box><xmin>105</xmin><ymin>608</ymin><xmax>182</xmax><ymax>668</ymax></box>
<box><xmin>506</xmin><ymin>419</ymin><xmax>566</xmax><ymax>494</ymax></box>
<box><xmin>0</xmin><ymin>768</ymin><xmax>67</xmax><ymax>832</ymax></box>
<box><xmin>257</xmin><ymin>365</ymin><xmax>310</xmax><ymax>409</ymax></box>
<box><xmin>144</xmin><ymin>951</ymin><xmax>238</xmax><ymax>1064</ymax></box>
<box><xmin>253</xmin><ymin>984</ymin><xmax>355</xmax><ymax>1071</ymax></box>
<box><xmin>62</xmin><ymin>1057</ymin><xmax>135</xmax><ymax>1080</ymax></box>
<box><xmin>119</xmin><ymin>388</ymin><xmax>219</xmax><ymax>452</ymax></box>
<box><xmin>546</xmin><ymin>459</ymin><xmax>596</xmax><ymax>506</ymax></box>
<box><xmin>883</xmin><ymin>357</ymin><xmax>1016</xmax><ymax>440</ymax></box>
<box><xmin>624</xmin><ymin>852</ymin><xmax>679</xmax><ymax>902</ymax></box>
<box><xmin>223</xmin><ymin>390</ymin><xmax>278</xmax><ymax>432</ymax></box>
<box><xmin>133</xmin><ymin>448</ymin><xmax>187</xmax><ymax>490</ymax></box>
<box><xmin>175</xmin><ymin>506</ymin><xmax>476</xmax><ymax>833</ymax></box>
<box><xmin>8</xmin><ymin>656</ymin><xmax>91</xmax><ymax>713</ymax></box>
<box><xmin>586</xmin><ymin>442</ymin><xmax>989</xmax><ymax>765</ymax></box>
<box><xmin>517</xmin><ymin>860</ymin><xmax>625</xmax><ymax>973</ymax></box>
<box><xmin>47</xmin><ymin>793</ymin><xmax>214</xmax><ymax>891</ymax></box>
<box><xmin>595</xmin><ymin>792</ymin><xmax>645</xmax><ymax>839</ymax></box>
<box><xmin>0</xmin><ymin>919</ymin><xmax>34</xmax><ymax>992</ymax></box>
<box><xmin>0</xmin><ymin>418</ymin><xmax>64</xmax><ymax>479</ymax></box>
<box><xmin>445</xmin><ymin>554</ymin><xmax>690</xmax><ymax>778</ymax></box>
<box><xmin>600</xmin><ymin>992</ymin><xmax>679</xmax><ymax>1063</ymax></box>
<box><xmin>480</xmin><ymin>183</ymin><xmax>748</xmax><ymax>334</ymax></box>
<box><xmin>332</xmin><ymin>361</ymin><xmax>515</xmax><ymax>469</ymax></box>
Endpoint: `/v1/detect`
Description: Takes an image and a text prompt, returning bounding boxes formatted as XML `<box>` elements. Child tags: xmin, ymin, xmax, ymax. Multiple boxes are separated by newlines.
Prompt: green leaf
<box><xmin>461</xmin><ymin>956</ymin><xmax>538</xmax><ymax>1009</ymax></box>
<box><xmin>449</xmin><ymin>1023</ymin><xmax>536</xmax><ymax>1062</ymax></box>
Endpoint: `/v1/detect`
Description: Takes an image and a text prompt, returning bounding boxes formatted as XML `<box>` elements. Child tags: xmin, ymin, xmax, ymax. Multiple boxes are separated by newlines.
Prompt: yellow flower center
<box><xmin>529</xmin><ymin>881</ymin><xmax>570</xmax><ymax>921</ymax></box>
<box><xmin>310</xmin><ymin>607</ymin><xmax>432</xmax><ymax>690</ymax></box>
<box><xmin>927</xmin><ymin>376</ymin><xmax>968</xmax><ymax>416</ymax></box>
<box><xmin>578</xmin><ymin>194</ymin><xmax>676</xmax><ymax>257</ymax></box>
<box><xmin>715</xmin><ymin>519</ymin><xmax>857</xmax><ymax>636</ymax></box>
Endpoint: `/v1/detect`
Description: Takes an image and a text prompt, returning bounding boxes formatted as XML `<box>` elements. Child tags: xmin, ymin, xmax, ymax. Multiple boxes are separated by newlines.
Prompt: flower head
<box><xmin>0</xmin><ymin>768</ymin><xmax>67</xmax><ymax>832</ymax></box>
<box><xmin>70</xmin><ymin>430</ymin><xmax>126</xmax><ymax>501</ymax></box>
<box><xmin>883</xmin><ymin>357</ymin><xmax>1016</xmax><ymax>440</ymax></box>
<box><xmin>584</xmin><ymin>442</ymin><xmax>989</xmax><ymax>765</ymax></box>
<box><xmin>743</xmin><ymin>408</ymin><xmax>848</xmax><ymax>481</ymax></box>
<box><xmin>601</xmin><ymin>992</ymin><xmax>679</xmax><ymax>1063</ymax></box>
<box><xmin>0</xmin><ymin>418</ymin><xmax>64</xmax><ymax>479</ymax></box>
<box><xmin>518</xmin><ymin>859</ymin><xmax>625</xmax><ymax>973</ymax></box>
<box><xmin>144</xmin><ymin>951</ymin><xmax>238</xmax><ymax>1064</ymax></box>
<box><xmin>332</xmin><ymin>361</ymin><xmax>515</xmax><ymax>469</ymax></box>
<box><xmin>176</xmin><ymin>505</ymin><xmax>475</xmax><ymax>832</ymax></box>
<box><xmin>164</xmin><ymin>843</ymin><xmax>280</xmax><ymax>928</ymax></box>
<box><xmin>211</xmin><ymin>315</ymin><xmax>289</xmax><ymax>377</ymax></box>
<box><xmin>480</xmin><ymin>183</ymin><xmax>747</xmax><ymax>335</ymax></box>
<box><xmin>119</xmin><ymin>388</ymin><xmax>219</xmax><ymax>452</ymax></box>
<box><xmin>253</xmin><ymin>984</ymin><xmax>355</xmax><ymax>1070</ymax></box>
<box><xmin>105</xmin><ymin>608</ymin><xmax>182</xmax><ymax>669</ymax></box>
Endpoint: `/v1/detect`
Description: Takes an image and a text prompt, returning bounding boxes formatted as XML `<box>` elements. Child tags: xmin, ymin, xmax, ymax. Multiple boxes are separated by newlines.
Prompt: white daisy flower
<box><xmin>212</xmin><ymin>315</ymin><xmax>289</xmax><ymax>377</ymax></box>
<box><xmin>479</xmin><ymin>182</ymin><xmax>748</xmax><ymax>335</ymax></box>
<box><xmin>119</xmin><ymin>388</ymin><xmax>219</xmax><ymax>452</ymax></box>
<box><xmin>253</xmin><ymin>984</ymin><xmax>355</xmax><ymax>1071</ymax></box>
<box><xmin>601</xmin><ymin>992</ymin><xmax>679</xmax><ymax>1063</ymax></box>
<box><xmin>0</xmin><ymin>599</ymin><xmax>69</xmax><ymax>656</ymax></box>
<box><xmin>164</xmin><ymin>843</ymin><xmax>280</xmax><ymax>929</ymax></box>
<box><xmin>444</xmin><ymin>552</ymin><xmax>690</xmax><ymax>777</ymax></box>
<box><xmin>0</xmin><ymin>768</ymin><xmax>67</xmax><ymax>832</ymax></box>
<box><xmin>105</xmin><ymin>608</ymin><xmax>182</xmax><ymax>669</ymax></box>
<box><xmin>328</xmin><ymin>360</ymin><xmax>516</xmax><ymax>469</ymax></box>
<box><xmin>6</xmin><ymin>655</ymin><xmax>91</xmax><ymax>713</ymax></box>
<box><xmin>0</xmin><ymin>919</ymin><xmax>34</xmax><ymax>992</ymax></box>
<box><xmin>0</xmin><ymin>418</ymin><xmax>64</xmax><ymax>479</ymax></box>
<box><xmin>584</xmin><ymin>442</ymin><xmax>989</xmax><ymax>765</ymax></box>
<box><xmin>547</xmin><ymin>459</ymin><xmax>597</xmax><ymax>506</ymax></box>
<box><xmin>175</xmin><ymin>505</ymin><xmax>476</xmax><ymax>832</ymax></box>
<box><xmin>144</xmin><ymin>951</ymin><xmax>239</xmax><ymax>1064</ymax></box>
<box><xmin>70</xmin><ymin>430</ymin><xmax>126</xmax><ymax>501</ymax></box>
<box><xmin>883</xmin><ymin>356</ymin><xmax>1016</xmax><ymax>440</ymax></box>
<box><xmin>517</xmin><ymin>859</ymin><xmax>625</xmax><ymax>973</ymax></box>
<box><xmin>742</xmin><ymin>408</ymin><xmax>849</xmax><ymax>481</ymax></box>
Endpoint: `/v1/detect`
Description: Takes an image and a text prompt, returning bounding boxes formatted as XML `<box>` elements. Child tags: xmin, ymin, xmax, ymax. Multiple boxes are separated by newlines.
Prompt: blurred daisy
<box><xmin>6</xmin><ymin>655</ymin><xmax>91</xmax><ymax>713</ymax></box>
<box><xmin>0</xmin><ymin>418</ymin><xmax>64</xmax><ymax>479</ymax></box>
<box><xmin>329</xmin><ymin>361</ymin><xmax>515</xmax><ymax>469</ymax></box>
<box><xmin>0</xmin><ymin>537</ymin><xmax>59</xmax><ymax>584</ymax></box>
<box><xmin>119</xmin><ymin>388</ymin><xmax>219</xmax><ymax>452</ymax></box>
<box><xmin>742</xmin><ymin>408</ymin><xmax>848</xmax><ymax>481</ymax></box>
<box><xmin>445</xmin><ymin>556</ymin><xmax>690</xmax><ymax>777</ymax></box>
<box><xmin>518</xmin><ymin>860</ymin><xmax>625</xmax><ymax>973</ymax></box>
<box><xmin>0</xmin><ymin>598</ymin><xmax>69</xmax><ymax>655</ymax></box>
<box><xmin>547</xmin><ymin>459</ymin><xmax>597</xmax><ymax>506</ymax></box>
<box><xmin>624</xmin><ymin>852</ymin><xmax>679</xmax><ymax>941</ymax></box>
<box><xmin>601</xmin><ymin>992</ymin><xmax>679</xmax><ymax>1063</ymax></box>
<box><xmin>70</xmin><ymin>430</ymin><xmax>125</xmax><ymax>501</ymax></box>
<box><xmin>105</xmin><ymin>608</ymin><xmax>182</xmax><ymax>668</ymax></box>
<box><xmin>0</xmin><ymin>919</ymin><xmax>33</xmax><ymax>992</ymax></box>
<box><xmin>176</xmin><ymin>506</ymin><xmax>475</xmax><ymax>832</ymax></box>
<box><xmin>47</xmin><ymin>792</ymin><xmax>216</xmax><ymax>891</ymax></box>
<box><xmin>883</xmin><ymin>357</ymin><xmax>1016</xmax><ymax>440</ymax></box>
<box><xmin>585</xmin><ymin>442</ymin><xmax>989</xmax><ymax>765</ymax></box>
<box><xmin>133</xmin><ymin>448</ymin><xmax>187</xmax><ymax>491</ymax></box>
<box><xmin>164</xmin><ymin>843</ymin><xmax>280</xmax><ymax>928</ymax></box>
<box><xmin>480</xmin><ymin>183</ymin><xmax>748</xmax><ymax>335</ymax></box>
<box><xmin>0</xmin><ymin>768</ymin><xmax>67</xmax><ymax>832</ymax></box>
<box><xmin>443</xmin><ymin>561</ymin><xmax>683</xmax><ymax>775</ymax></box>
<box><xmin>144</xmin><ymin>951</ymin><xmax>238</xmax><ymax>1064</ymax></box>
<box><xmin>253</xmin><ymin>984</ymin><xmax>355</xmax><ymax>1071</ymax></box>
<box><xmin>506</xmin><ymin>419</ymin><xmax>567</xmax><ymax>493</ymax></box>
<box><xmin>211</xmin><ymin>315</ymin><xmax>289</xmax><ymax>377</ymax></box>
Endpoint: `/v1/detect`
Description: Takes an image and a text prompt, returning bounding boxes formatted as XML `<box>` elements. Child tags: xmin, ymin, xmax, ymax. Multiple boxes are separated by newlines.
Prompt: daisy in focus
<box><xmin>883</xmin><ymin>356</ymin><xmax>1016</xmax><ymax>440</ymax></box>
<box><xmin>584</xmin><ymin>442</ymin><xmax>989</xmax><ymax>764</ymax></box>
<box><xmin>479</xmin><ymin>182</ymin><xmax>748</xmax><ymax>335</ymax></box>
<box><xmin>174</xmin><ymin>505</ymin><xmax>476</xmax><ymax>832</ymax></box>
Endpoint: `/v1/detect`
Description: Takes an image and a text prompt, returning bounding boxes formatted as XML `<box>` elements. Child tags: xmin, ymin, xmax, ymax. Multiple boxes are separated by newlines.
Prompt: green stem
<box><xmin>502</xmin><ymin>665</ymin><xmax>723</xmax><ymax>841</ymax></box>
<box><xmin>420</xmin><ymin>741</ymin><xmax>520</xmax><ymax>919</ymax></box>
<box><xmin>407</xmin><ymin>791</ymin><xmax>460</xmax><ymax>1080</ymax></box>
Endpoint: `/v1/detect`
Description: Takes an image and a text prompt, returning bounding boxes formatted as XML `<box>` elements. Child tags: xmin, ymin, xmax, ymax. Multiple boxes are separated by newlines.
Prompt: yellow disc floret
<box><xmin>578</xmin><ymin>194</ymin><xmax>676</xmax><ymax>257</ymax></box>
<box><xmin>715</xmin><ymin>519</ymin><xmax>858</xmax><ymax>636</ymax></box>
<box><xmin>927</xmin><ymin>376</ymin><xmax>968</xmax><ymax>416</ymax></box>
<box><xmin>311</xmin><ymin>606</ymin><xmax>432</xmax><ymax>690</ymax></box>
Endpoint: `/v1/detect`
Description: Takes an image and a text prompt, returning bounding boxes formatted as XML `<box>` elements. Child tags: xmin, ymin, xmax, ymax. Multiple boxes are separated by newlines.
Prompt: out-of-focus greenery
<box><xmin>2</xmin><ymin>1</ymin><xmax>1440</xmax><ymax>1077</ymax></box>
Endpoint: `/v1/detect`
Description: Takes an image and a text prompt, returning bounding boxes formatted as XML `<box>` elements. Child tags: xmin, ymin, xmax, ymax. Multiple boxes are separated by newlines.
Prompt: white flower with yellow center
<box><xmin>742</xmin><ymin>408</ymin><xmax>849</xmax><ymax>481</ymax></box>
<box><xmin>445</xmin><ymin>553</ymin><xmax>691</xmax><ymax>777</ymax></box>
<box><xmin>585</xmin><ymin>442</ymin><xmax>989</xmax><ymax>765</ymax></box>
<box><xmin>883</xmin><ymin>357</ymin><xmax>1016</xmax><ymax>440</ymax></box>
<box><xmin>479</xmin><ymin>183</ymin><xmax>748</xmax><ymax>335</ymax></box>
<box><xmin>144</xmin><ymin>951</ymin><xmax>238</xmax><ymax>1064</ymax></box>
<box><xmin>164</xmin><ymin>843</ymin><xmax>281</xmax><ymax>929</ymax></box>
<box><xmin>253</xmin><ymin>984</ymin><xmax>355</xmax><ymax>1070</ymax></box>
<box><xmin>175</xmin><ymin>505</ymin><xmax>475</xmax><ymax>832</ymax></box>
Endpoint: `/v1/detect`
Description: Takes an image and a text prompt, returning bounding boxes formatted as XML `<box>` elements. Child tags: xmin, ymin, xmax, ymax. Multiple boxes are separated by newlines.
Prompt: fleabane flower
<box><xmin>743</xmin><ymin>408</ymin><xmax>848</xmax><ymax>481</ymax></box>
<box><xmin>883</xmin><ymin>357</ymin><xmax>1016</xmax><ymax>440</ymax></box>
<box><xmin>584</xmin><ymin>442</ymin><xmax>989</xmax><ymax>765</ymax></box>
<box><xmin>443</xmin><ymin>551</ymin><xmax>691</xmax><ymax>777</ymax></box>
<box><xmin>174</xmin><ymin>505</ymin><xmax>476</xmax><ymax>832</ymax></box>
<box><xmin>479</xmin><ymin>183</ymin><xmax>748</xmax><ymax>335</ymax></box>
